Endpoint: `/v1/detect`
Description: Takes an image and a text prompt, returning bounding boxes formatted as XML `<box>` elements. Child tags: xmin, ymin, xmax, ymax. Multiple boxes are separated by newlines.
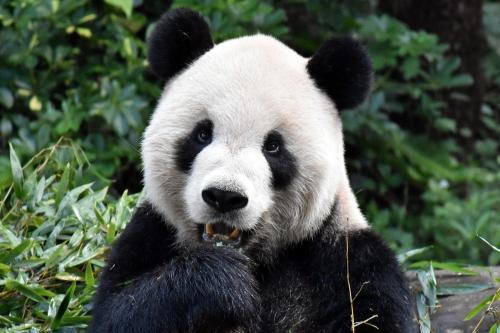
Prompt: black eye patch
<box><xmin>175</xmin><ymin>119</ymin><xmax>213</xmax><ymax>173</ymax></box>
<box><xmin>262</xmin><ymin>131</ymin><xmax>297</xmax><ymax>189</ymax></box>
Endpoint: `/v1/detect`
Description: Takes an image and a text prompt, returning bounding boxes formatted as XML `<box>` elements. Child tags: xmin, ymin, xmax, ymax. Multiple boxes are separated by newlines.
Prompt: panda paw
<box><xmin>170</xmin><ymin>245</ymin><xmax>260</xmax><ymax>330</ymax></box>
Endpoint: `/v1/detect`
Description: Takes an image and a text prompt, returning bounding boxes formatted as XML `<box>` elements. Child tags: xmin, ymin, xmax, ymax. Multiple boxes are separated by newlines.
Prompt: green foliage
<box><xmin>350</xmin><ymin>15</ymin><xmax>500</xmax><ymax>264</ymax></box>
<box><xmin>287</xmin><ymin>3</ymin><xmax>500</xmax><ymax>264</ymax></box>
<box><xmin>1</xmin><ymin>0</ymin><xmax>500</xmax><ymax>329</ymax></box>
<box><xmin>412</xmin><ymin>261</ymin><xmax>500</xmax><ymax>333</ymax></box>
<box><xmin>174</xmin><ymin>0</ymin><xmax>288</xmax><ymax>42</ymax></box>
<box><xmin>0</xmin><ymin>0</ymin><xmax>289</xmax><ymax>183</ymax></box>
<box><xmin>0</xmin><ymin>140</ymin><xmax>138</xmax><ymax>331</ymax></box>
<box><xmin>0</xmin><ymin>0</ymin><xmax>158</xmax><ymax>179</ymax></box>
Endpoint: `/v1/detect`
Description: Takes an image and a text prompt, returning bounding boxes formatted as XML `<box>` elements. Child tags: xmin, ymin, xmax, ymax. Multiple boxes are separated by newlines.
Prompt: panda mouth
<box><xmin>202</xmin><ymin>222</ymin><xmax>242</xmax><ymax>246</ymax></box>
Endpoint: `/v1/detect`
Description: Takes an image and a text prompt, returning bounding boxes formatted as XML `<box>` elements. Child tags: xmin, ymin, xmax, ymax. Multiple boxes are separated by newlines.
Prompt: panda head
<box><xmin>142</xmin><ymin>9</ymin><xmax>372</xmax><ymax>259</ymax></box>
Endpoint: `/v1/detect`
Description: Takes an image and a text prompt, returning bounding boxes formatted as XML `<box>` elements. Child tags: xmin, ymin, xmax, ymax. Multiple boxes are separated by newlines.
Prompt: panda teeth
<box><xmin>228</xmin><ymin>228</ymin><xmax>241</xmax><ymax>240</ymax></box>
<box><xmin>204</xmin><ymin>223</ymin><xmax>241</xmax><ymax>241</ymax></box>
<box><xmin>205</xmin><ymin>223</ymin><xmax>215</xmax><ymax>237</ymax></box>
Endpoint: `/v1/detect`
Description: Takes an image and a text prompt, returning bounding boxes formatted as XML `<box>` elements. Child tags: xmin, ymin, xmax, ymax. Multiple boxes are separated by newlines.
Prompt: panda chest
<box><xmin>257</xmin><ymin>260</ymin><xmax>320</xmax><ymax>332</ymax></box>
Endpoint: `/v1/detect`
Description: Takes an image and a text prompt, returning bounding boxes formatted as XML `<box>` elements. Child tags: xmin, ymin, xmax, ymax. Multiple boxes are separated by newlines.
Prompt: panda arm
<box><xmin>316</xmin><ymin>229</ymin><xmax>414</xmax><ymax>332</ymax></box>
<box><xmin>90</xmin><ymin>203</ymin><xmax>259</xmax><ymax>333</ymax></box>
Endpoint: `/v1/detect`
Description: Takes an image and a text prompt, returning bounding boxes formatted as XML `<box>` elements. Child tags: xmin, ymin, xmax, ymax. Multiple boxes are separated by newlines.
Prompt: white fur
<box><xmin>142</xmin><ymin>35</ymin><xmax>368</xmax><ymax>247</ymax></box>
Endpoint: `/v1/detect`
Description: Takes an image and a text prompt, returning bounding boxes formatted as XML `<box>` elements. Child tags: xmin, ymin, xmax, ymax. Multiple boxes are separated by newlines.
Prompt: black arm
<box><xmin>90</xmin><ymin>203</ymin><xmax>259</xmax><ymax>333</ymax></box>
<box><xmin>313</xmin><ymin>229</ymin><xmax>414</xmax><ymax>332</ymax></box>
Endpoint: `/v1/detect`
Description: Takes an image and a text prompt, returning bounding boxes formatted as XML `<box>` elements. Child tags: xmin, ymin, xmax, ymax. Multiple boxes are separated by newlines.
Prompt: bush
<box><xmin>282</xmin><ymin>2</ymin><xmax>500</xmax><ymax>263</ymax></box>
<box><xmin>0</xmin><ymin>0</ymin><xmax>159</xmax><ymax>186</ymax></box>
<box><xmin>1</xmin><ymin>4</ymin><xmax>500</xmax><ymax>330</ymax></box>
<box><xmin>0</xmin><ymin>141</ymin><xmax>138</xmax><ymax>331</ymax></box>
<box><xmin>1</xmin><ymin>0</ymin><xmax>500</xmax><ymax>331</ymax></box>
<box><xmin>0</xmin><ymin>0</ymin><xmax>288</xmax><ymax>183</ymax></box>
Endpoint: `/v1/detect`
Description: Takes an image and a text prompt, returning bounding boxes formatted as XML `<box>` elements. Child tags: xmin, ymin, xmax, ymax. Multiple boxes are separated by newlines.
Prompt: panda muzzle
<box><xmin>203</xmin><ymin>223</ymin><xmax>241</xmax><ymax>243</ymax></box>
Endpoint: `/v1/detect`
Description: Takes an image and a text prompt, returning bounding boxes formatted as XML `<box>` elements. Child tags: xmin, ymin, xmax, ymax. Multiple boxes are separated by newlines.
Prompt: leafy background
<box><xmin>0</xmin><ymin>0</ymin><xmax>499</xmax><ymax>331</ymax></box>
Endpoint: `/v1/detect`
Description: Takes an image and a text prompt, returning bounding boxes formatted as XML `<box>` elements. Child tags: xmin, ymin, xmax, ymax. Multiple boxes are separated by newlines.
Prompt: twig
<box><xmin>1</xmin><ymin>137</ymin><xmax>67</xmax><ymax>217</ymax></box>
<box><xmin>0</xmin><ymin>185</ymin><xmax>13</xmax><ymax>213</ymax></box>
<box><xmin>353</xmin><ymin>281</ymin><xmax>370</xmax><ymax>302</ymax></box>
<box><xmin>472</xmin><ymin>287</ymin><xmax>500</xmax><ymax>333</ymax></box>
<box><xmin>346</xmin><ymin>232</ymin><xmax>380</xmax><ymax>332</ymax></box>
<box><xmin>354</xmin><ymin>315</ymin><xmax>379</xmax><ymax>329</ymax></box>
<box><xmin>346</xmin><ymin>234</ymin><xmax>356</xmax><ymax>332</ymax></box>
<box><xmin>34</xmin><ymin>136</ymin><xmax>66</xmax><ymax>172</ymax></box>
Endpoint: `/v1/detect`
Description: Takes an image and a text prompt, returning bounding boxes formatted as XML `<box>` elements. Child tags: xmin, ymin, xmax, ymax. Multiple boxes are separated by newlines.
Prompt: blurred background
<box><xmin>0</xmin><ymin>0</ymin><xmax>499</xmax><ymax>331</ymax></box>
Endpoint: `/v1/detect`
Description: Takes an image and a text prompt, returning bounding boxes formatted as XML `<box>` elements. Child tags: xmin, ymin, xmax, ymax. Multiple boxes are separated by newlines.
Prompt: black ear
<box><xmin>307</xmin><ymin>37</ymin><xmax>372</xmax><ymax>110</ymax></box>
<box><xmin>148</xmin><ymin>9</ymin><xmax>214</xmax><ymax>81</ymax></box>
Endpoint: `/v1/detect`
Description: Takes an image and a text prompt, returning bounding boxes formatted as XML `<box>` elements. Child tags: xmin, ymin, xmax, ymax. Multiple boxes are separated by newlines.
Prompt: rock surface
<box><xmin>408</xmin><ymin>267</ymin><xmax>499</xmax><ymax>332</ymax></box>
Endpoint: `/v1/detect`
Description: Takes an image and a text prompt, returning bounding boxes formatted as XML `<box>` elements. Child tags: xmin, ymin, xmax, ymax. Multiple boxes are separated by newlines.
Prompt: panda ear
<box><xmin>148</xmin><ymin>8</ymin><xmax>214</xmax><ymax>81</ymax></box>
<box><xmin>307</xmin><ymin>36</ymin><xmax>373</xmax><ymax>111</ymax></box>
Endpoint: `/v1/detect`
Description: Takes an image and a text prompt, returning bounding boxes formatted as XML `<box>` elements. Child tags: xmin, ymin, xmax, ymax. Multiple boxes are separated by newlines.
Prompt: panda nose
<box><xmin>202</xmin><ymin>187</ymin><xmax>248</xmax><ymax>213</ymax></box>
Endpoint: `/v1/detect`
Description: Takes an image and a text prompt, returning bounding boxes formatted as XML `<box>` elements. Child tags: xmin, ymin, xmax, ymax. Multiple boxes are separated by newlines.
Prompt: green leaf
<box><xmin>9</xmin><ymin>143</ymin><xmax>24</xmax><ymax>198</ymax></box>
<box><xmin>478</xmin><ymin>235</ymin><xmax>500</xmax><ymax>252</ymax></box>
<box><xmin>0</xmin><ymin>87</ymin><xmax>14</xmax><ymax>108</ymax></box>
<box><xmin>106</xmin><ymin>221</ymin><xmax>116</xmax><ymax>244</ymax></box>
<box><xmin>76</xmin><ymin>27</ymin><xmax>92</xmax><ymax>38</ymax></box>
<box><xmin>0</xmin><ymin>262</ymin><xmax>11</xmax><ymax>275</ymax></box>
<box><xmin>401</xmin><ymin>57</ymin><xmax>419</xmax><ymax>79</ymax></box>
<box><xmin>85</xmin><ymin>262</ymin><xmax>95</xmax><ymax>289</ymax></box>
<box><xmin>410</xmin><ymin>261</ymin><xmax>478</xmax><ymax>275</ymax></box>
<box><xmin>437</xmin><ymin>283</ymin><xmax>492</xmax><ymax>296</ymax></box>
<box><xmin>464</xmin><ymin>294</ymin><xmax>494</xmax><ymax>320</ymax></box>
<box><xmin>0</xmin><ymin>223</ymin><xmax>20</xmax><ymax>246</ymax></box>
<box><xmin>417</xmin><ymin>264</ymin><xmax>437</xmax><ymax>308</ymax></box>
<box><xmin>450</xmin><ymin>73</ymin><xmax>473</xmax><ymax>87</ymax></box>
<box><xmin>115</xmin><ymin>190</ymin><xmax>130</xmax><ymax>228</ymax></box>
<box><xmin>431</xmin><ymin>262</ymin><xmax>478</xmax><ymax>275</ymax></box>
<box><xmin>54</xmin><ymin>272</ymin><xmax>83</xmax><ymax>282</ymax></box>
<box><xmin>51</xmin><ymin>282</ymin><xmax>76</xmax><ymax>329</ymax></box>
<box><xmin>397</xmin><ymin>246</ymin><xmax>432</xmax><ymax>263</ymax></box>
<box><xmin>0</xmin><ymin>239</ymin><xmax>32</xmax><ymax>263</ymax></box>
<box><xmin>5</xmin><ymin>280</ymin><xmax>47</xmax><ymax>303</ymax></box>
<box><xmin>60</xmin><ymin>315</ymin><xmax>92</xmax><ymax>326</ymax></box>
<box><xmin>416</xmin><ymin>292</ymin><xmax>431</xmax><ymax>333</ymax></box>
<box><xmin>55</xmin><ymin>163</ymin><xmax>71</xmax><ymax>206</ymax></box>
<box><xmin>104</xmin><ymin>0</ymin><xmax>133</xmax><ymax>17</ymax></box>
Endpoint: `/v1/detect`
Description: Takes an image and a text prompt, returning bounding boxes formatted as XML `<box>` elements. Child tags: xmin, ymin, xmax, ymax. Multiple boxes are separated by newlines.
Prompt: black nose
<box><xmin>202</xmin><ymin>187</ymin><xmax>248</xmax><ymax>213</ymax></box>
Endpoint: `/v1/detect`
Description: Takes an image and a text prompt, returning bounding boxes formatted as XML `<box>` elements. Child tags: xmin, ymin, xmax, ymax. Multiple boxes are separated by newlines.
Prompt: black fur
<box><xmin>90</xmin><ymin>202</ymin><xmax>414</xmax><ymax>332</ymax></box>
<box><xmin>148</xmin><ymin>8</ymin><xmax>214</xmax><ymax>81</ymax></box>
<box><xmin>307</xmin><ymin>36</ymin><xmax>373</xmax><ymax>110</ymax></box>
<box><xmin>175</xmin><ymin>119</ymin><xmax>213</xmax><ymax>173</ymax></box>
<box><xmin>90</xmin><ymin>203</ymin><xmax>259</xmax><ymax>333</ymax></box>
<box><xmin>262</xmin><ymin>131</ymin><xmax>298</xmax><ymax>188</ymax></box>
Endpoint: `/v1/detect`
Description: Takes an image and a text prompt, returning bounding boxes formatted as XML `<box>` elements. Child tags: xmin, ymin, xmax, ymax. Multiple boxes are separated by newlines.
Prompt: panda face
<box><xmin>143</xmin><ymin>10</ymin><xmax>372</xmax><ymax>257</ymax></box>
<box><xmin>143</xmin><ymin>35</ymin><xmax>346</xmax><ymax>251</ymax></box>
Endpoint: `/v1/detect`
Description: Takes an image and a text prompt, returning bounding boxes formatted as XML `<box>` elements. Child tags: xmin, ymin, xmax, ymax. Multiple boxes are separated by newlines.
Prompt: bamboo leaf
<box><xmin>464</xmin><ymin>294</ymin><xmax>494</xmax><ymax>321</ymax></box>
<box><xmin>5</xmin><ymin>280</ymin><xmax>47</xmax><ymax>303</ymax></box>
<box><xmin>55</xmin><ymin>163</ymin><xmax>71</xmax><ymax>206</ymax></box>
<box><xmin>0</xmin><ymin>239</ymin><xmax>32</xmax><ymax>263</ymax></box>
<box><xmin>51</xmin><ymin>282</ymin><xmax>76</xmax><ymax>329</ymax></box>
<box><xmin>9</xmin><ymin>143</ymin><xmax>24</xmax><ymax>198</ymax></box>
<box><xmin>85</xmin><ymin>262</ymin><xmax>95</xmax><ymax>289</ymax></box>
<box><xmin>437</xmin><ymin>283</ymin><xmax>492</xmax><ymax>296</ymax></box>
<box><xmin>478</xmin><ymin>234</ymin><xmax>500</xmax><ymax>253</ymax></box>
<box><xmin>104</xmin><ymin>0</ymin><xmax>133</xmax><ymax>17</ymax></box>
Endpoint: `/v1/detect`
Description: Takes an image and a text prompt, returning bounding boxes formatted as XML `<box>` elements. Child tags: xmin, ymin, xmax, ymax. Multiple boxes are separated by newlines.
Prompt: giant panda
<box><xmin>90</xmin><ymin>8</ymin><xmax>414</xmax><ymax>333</ymax></box>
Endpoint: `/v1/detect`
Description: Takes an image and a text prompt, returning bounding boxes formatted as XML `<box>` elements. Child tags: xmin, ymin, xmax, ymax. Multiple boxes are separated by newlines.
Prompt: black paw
<box><xmin>169</xmin><ymin>246</ymin><xmax>259</xmax><ymax>331</ymax></box>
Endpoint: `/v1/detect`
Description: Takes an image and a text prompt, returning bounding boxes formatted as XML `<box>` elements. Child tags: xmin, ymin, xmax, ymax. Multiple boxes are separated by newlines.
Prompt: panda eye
<box><xmin>192</xmin><ymin>120</ymin><xmax>213</xmax><ymax>145</ymax></box>
<box><xmin>196</xmin><ymin>128</ymin><xmax>211</xmax><ymax>144</ymax></box>
<box><xmin>263</xmin><ymin>132</ymin><xmax>282</xmax><ymax>154</ymax></box>
<box><xmin>264</xmin><ymin>141</ymin><xmax>280</xmax><ymax>154</ymax></box>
